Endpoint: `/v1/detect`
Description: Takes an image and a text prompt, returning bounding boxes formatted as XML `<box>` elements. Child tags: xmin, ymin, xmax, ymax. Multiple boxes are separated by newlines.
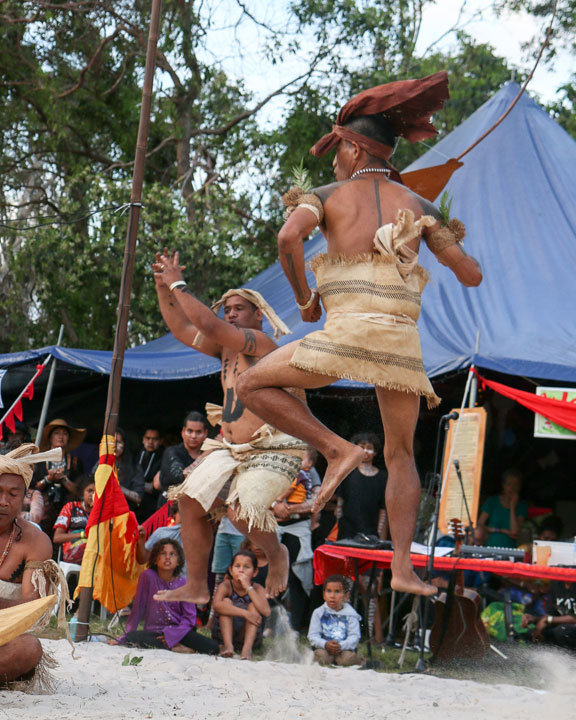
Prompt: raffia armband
<box><xmin>425</xmin><ymin>218</ymin><xmax>466</xmax><ymax>254</ymax></box>
<box><xmin>282</xmin><ymin>186</ymin><xmax>324</xmax><ymax>224</ymax></box>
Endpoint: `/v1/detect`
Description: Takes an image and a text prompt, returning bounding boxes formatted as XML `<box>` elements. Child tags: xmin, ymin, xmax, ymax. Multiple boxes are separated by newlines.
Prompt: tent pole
<box><xmin>35</xmin><ymin>324</ymin><xmax>65</xmax><ymax>444</ymax></box>
<box><xmin>75</xmin><ymin>0</ymin><xmax>163</xmax><ymax>641</ymax></box>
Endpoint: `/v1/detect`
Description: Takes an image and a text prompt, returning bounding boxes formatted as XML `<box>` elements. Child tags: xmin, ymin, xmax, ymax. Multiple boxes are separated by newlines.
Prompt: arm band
<box><xmin>425</xmin><ymin>218</ymin><xmax>466</xmax><ymax>254</ymax></box>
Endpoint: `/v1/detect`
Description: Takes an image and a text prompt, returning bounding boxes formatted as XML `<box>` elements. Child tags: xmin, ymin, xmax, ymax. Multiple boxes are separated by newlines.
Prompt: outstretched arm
<box><xmin>154</xmin><ymin>251</ymin><xmax>276</xmax><ymax>357</ymax></box>
<box><xmin>154</xmin><ymin>257</ymin><xmax>221</xmax><ymax>355</ymax></box>
<box><xmin>435</xmin><ymin>243</ymin><xmax>483</xmax><ymax>287</ymax></box>
<box><xmin>277</xmin><ymin>208</ymin><xmax>322</xmax><ymax>323</ymax></box>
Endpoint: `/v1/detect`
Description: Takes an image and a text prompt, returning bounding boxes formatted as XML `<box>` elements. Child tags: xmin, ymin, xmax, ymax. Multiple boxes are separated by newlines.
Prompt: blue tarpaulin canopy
<box><xmin>2</xmin><ymin>82</ymin><xmax>575</xmax><ymax>382</ymax></box>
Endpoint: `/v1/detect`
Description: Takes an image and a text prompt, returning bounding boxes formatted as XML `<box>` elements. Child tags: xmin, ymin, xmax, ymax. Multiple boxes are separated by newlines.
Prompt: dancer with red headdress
<box><xmin>237</xmin><ymin>72</ymin><xmax>483</xmax><ymax>596</ymax></box>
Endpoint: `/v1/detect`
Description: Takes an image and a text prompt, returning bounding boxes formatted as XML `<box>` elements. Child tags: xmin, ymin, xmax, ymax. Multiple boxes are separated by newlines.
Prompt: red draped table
<box><xmin>313</xmin><ymin>544</ymin><xmax>576</xmax><ymax>585</ymax></box>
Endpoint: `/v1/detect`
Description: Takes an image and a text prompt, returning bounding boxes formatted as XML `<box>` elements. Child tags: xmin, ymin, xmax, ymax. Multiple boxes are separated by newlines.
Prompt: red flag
<box><xmin>76</xmin><ymin>436</ymin><xmax>143</xmax><ymax>610</ymax></box>
<box><xmin>474</xmin><ymin>370</ymin><xmax>576</xmax><ymax>433</ymax></box>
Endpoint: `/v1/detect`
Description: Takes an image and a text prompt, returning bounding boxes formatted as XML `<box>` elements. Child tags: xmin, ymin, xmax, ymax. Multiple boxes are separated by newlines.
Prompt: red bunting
<box><xmin>13</xmin><ymin>399</ymin><xmax>23</xmax><ymax>422</ymax></box>
<box><xmin>0</xmin><ymin>359</ymin><xmax>47</xmax><ymax>438</ymax></box>
<box><xmin>4</xmin><ymin>412</ymin><xmax>15</xmax><ymax>434</ymax></box>
<box><xmin>474</xmin><ymin>370</ymin><xmax>576</xmax><ymax>433</ymax></box>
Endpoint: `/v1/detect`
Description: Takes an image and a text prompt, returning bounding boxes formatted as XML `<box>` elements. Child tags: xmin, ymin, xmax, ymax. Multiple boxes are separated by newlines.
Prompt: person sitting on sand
<box><xmin>308</xmin><ymin>574</ymin><xmax>363</xmax><ymax>667</ymax></box>
<box><xmin>114</xmin><ymin>539</ymin><xmax>219</xmax><ymax>655</ymax></box>
<box><xmin>211</xmin><ymin>549</ymin><xmax>270</xmax><ymax>659</ymax></box>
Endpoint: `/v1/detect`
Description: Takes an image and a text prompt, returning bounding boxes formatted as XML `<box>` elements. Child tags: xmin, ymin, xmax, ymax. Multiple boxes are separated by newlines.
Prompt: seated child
<box><xmin>211</xmin><ymin>549</ymin><xmax>270</xmax><ymax>659</ymax></box>
<box><xmin>308</xmin><ymin>574</ymin><xmax>364</xmax><ymax>667</ymax></box>
<box><xmin>115</xmin><ymin>539</ymin><xmax>219</xmax><ymax>655</ymax></box>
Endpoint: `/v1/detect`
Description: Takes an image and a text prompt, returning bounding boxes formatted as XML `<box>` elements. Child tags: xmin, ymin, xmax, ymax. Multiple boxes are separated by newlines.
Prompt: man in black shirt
<box><xmin>337</xmin><ymin>433</ymin><xmax>388</xmax><ymax>541</ymax></box>
<box><xmin>157</xmin><ymin>413</ymin><xmax>208</xmax><ymax>508</ymax></box>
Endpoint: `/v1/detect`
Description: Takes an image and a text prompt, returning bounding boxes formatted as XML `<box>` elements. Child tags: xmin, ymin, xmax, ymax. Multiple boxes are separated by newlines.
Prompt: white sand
<box><xmin>1</xmin><ymin>639</ymin><xmax>574</xmax><ymax>720</ymax></box>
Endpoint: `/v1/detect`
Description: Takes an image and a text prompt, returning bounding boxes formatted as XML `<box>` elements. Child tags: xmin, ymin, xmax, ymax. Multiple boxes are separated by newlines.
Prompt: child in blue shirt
<box><xmin>308</xmin><ymin>574</ymin><xmax>364</xmax><ymax>666</ymax></box>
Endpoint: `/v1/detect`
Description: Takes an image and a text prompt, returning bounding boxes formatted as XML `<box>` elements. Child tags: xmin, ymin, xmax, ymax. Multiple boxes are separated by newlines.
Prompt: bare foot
<box><xmin>220</xmin><ymin>647</ymin><xmax>234</xmax><ymax>658</ymax></box>
<box><xmin>171</xmin><ymin>643</ymin><xmax>195</xmax><ymax>654</ymax></box>
<box><xmin>153</xmin><ymin>581</ymin><xmax>210</xmax><ymax>605</ymax></box>
<box><xmin>313</xmin><ymin>443</ymin><xmax>365</xmax><ymax>512</ymax></box>
<box><xmin>265</xmin><ymin>543</ymin><xmax>289</xmax><ymax>598</ymax></box>
<box><xmin>390</xmin><ymin>567</ymin><xmax>438</xmax><ymax>597</ymax></box>
<box><xmin>241</xmin><ymin>652</ymin><xmax>252</xmax><ymax>660</ymax></box>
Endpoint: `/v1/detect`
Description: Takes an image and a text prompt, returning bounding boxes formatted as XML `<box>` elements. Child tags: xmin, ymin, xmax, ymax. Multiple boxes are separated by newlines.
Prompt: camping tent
<box><xmin>2</xmin><ymin>82</ymin><xmax>576</xmax><ymax>385</ymax></box>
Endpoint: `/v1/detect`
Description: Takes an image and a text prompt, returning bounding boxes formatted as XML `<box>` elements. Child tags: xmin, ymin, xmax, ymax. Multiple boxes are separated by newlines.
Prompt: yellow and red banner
<box><xmin>76</xmin><ymin>435</ymin><xmax>143</xmax><ymax>610</ymax></box>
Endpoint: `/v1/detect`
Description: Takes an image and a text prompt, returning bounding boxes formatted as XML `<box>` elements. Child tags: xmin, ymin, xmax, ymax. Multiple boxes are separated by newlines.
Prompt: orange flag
<box><xmin>76</xmin><ymin>435</ymin><xmax>143</xmax><ymax>610</ymax></box>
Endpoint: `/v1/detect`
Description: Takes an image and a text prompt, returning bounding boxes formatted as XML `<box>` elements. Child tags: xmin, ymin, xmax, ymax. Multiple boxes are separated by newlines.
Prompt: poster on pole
<box><xmin>438</xmin><ymin>407</ymin><xmax>486</xmax><ymax>535</ymax></box>
<box><xmin>534</xmin><ymin>387</ymin><xmax>576</xmax><ymax>440</ymax></box>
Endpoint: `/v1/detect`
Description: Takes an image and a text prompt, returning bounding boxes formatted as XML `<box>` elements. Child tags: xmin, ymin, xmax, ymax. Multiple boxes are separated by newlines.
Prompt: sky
<box><xmin>201</xmin><ymin>0</ymin><xmax>572</xmax><ymax>117</ymax></box>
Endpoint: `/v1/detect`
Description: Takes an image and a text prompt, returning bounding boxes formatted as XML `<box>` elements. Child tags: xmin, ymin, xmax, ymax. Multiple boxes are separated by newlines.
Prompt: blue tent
<box><xmin>2</xmin><ymin>82</ymin><xmax>575</xmax><ymax>383</ymax></box>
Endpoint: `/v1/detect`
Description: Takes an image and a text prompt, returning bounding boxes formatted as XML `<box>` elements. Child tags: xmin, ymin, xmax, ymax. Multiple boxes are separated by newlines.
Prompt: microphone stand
<box><xmin>414</xmin><ymin>411</ymin><xmax>458</xmax><ymax>672</ymax></box>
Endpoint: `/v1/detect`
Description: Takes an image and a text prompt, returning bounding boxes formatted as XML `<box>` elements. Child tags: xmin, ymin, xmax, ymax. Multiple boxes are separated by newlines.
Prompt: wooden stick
<box><xmin>75</xmin><ymin>0</ymin><xmax>163</xmax><ymax>642</ymax></box>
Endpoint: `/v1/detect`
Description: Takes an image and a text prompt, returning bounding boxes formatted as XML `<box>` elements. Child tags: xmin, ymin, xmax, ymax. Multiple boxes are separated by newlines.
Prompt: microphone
<box><xmin>454</xmin><ymin>459</ymin><xmax>460</xmax><ymax>471</ymax></box>
<box><xmin>442</xmin><ymin>411</ymin><xmax>459</xmax><ymax>422</ymax></box>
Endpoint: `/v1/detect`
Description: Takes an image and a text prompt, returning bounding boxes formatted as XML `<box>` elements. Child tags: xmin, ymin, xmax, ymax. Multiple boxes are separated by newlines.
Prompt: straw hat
<box><xmin>39</xmin><ymin>418</ymin><xmax>86</xmax><ymax>452</ymax></box>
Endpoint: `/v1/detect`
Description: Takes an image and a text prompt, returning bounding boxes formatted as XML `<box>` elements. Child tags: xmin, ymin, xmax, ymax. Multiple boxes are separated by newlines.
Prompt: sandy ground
<box><xmin>1</xmin><ymin>639</ymin><xmax>575</xmax><ymax>720</ymax></box>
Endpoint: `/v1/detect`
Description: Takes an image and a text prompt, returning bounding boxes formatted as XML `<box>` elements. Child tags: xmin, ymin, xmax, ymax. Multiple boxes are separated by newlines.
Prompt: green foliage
<box><xmin>438</xmin><ymin>191</ymin><xmax>453</xmax><ymax>225</ymax></box>
<box><xmin>122</xmin><ymin>653</ymin><xmax>143</xmax><ymax>666</ymax></box>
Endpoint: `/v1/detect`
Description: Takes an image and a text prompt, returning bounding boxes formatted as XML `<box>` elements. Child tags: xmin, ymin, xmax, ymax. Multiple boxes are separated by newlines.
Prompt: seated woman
<box><xmin>478</xmin><ymin>469</ymin><xmax>528</xmax><ymax>549</ymax></box>
<box><xmin>115</xmin><ymin>539</ymin><xmax>218</xmax><ymax>655</ymax></box>
<box><xmin>211</xmin><ymin>549</ymin><xmax>270</xmax><ymax>659</ymax></box>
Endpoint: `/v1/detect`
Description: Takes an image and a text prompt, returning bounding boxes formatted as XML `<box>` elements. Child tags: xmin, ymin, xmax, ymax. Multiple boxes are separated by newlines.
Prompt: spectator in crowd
<box><xmin>136</xmin><ymin>501</ymin><xmax>185</xmax><ymax>575</ymax></box>
<box><xmin>274</xmin><ymin>446</ymin><xmax>320</xmax><ymax>632</ymax></box>
<box><xmin>32</xmin><ymin>419</ymin><xmax>86</xmax><ymax>536</ymax></box>
<box><xmin>156</xmin><ymin>412</ymin><xmax>209</xmax><ymax>508</ymax></box>
<box><xmin>52</xmin><ymin>479</ymin><xmax>95</xmax><ymax>565</ymax></box>
<box><xmin>211</xmin><ymin>549</ymin><xmax>270</xmax><ymax>659</ymax></box>
<box><xmin>336</xmin><ymin>433</ymin><xmax>388</xmax><ymax>542</ymax></box>
<box><xmin>0</xmin><ymin>422</ymin><xmax>30</xmax><ymax>454</ymax></box>
<box><xmin>308</xmin><ymin>574</ymin><xmax>363</xmax><ymax>667</ymax></box>
<box><xmin>336</xmin><ymin>433</ymin><xmax>387</xmax><ymax>643</ymax></box>
<box><xmin>90</xmin><ymin>429</ymin><xmax>145</xmax><ymax>515</ymax></box>
<box><xmin>114</xmin><ymin>539</ymin><xmax>219</xmax><ymax>655</ymax></box>
<box><xmin>137</xmin><ymin>428</ymin><xmax>164</xmax><ymax>521</ymax></box>
<box><xmin>211</xmin><ymin>514</ymin><xmax>245</xmax><ymax>591</ymax></box>
<box><xmin>241</xmin><ymin>538</ymin><xmax>269</xmax><ymax>588</ymax></box>
<box><xmin>538</xmin><ymin>515</ymin><xmax>564</xmax><ymax>542</ymax></box>
<box><xmin>478</xmin><ymin>469</ymin><xmax>528</xmax><ymax>548</ymax></box>
<box><xmin>522</xmin><ymin>580</ymin><xmax>576</xmax><ymax>650</ymax></box>
<box><xmin>20</xmin><ymin>486</ymin><xmax>44</xmax><ymax>527</ymax></box>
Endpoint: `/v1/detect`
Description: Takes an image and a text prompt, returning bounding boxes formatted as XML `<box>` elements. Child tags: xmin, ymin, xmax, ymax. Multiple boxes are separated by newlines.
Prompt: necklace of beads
<box><xmin>350</xmin><ymin>167</ymin><xmax>391</xmax><ymax>179</ymax></box>
<box><xmin>0</xmin><ymin>521</ymin><xmax>17</xmax><ymax>571</ymax></box>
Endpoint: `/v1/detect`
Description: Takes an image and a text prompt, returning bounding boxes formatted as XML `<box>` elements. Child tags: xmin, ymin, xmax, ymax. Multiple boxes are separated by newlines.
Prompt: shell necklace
<box><xmin>350</xmin><ymin>167</ymin><xmax>391</xmax><ymax>179</ymax></box>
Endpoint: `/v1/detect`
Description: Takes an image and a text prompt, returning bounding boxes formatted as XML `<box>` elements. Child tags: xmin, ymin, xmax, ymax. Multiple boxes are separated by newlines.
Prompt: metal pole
<box><xmin>76</xmin><ymin>0</ymin><xmax>163</xmax><ymax>641</ymax></box>
<box><xmin>35</xmin><ymin>324</ymin><xmax>65</xmax><ymax>444</ymax></box>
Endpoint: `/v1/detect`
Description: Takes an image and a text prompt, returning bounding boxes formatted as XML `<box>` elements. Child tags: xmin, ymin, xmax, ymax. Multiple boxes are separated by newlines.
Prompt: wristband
<box><xmin>271</xmin><ymin>500</ymin><xmax>278</xmax><ymax>509</ymax></box>
<box><xmin>547</xmin><ymin>615</ymin><xmax>554</xmax><ymax>625</ymax></box>
<box><xmin>169</xmin><ymin>280</ymin><xmax>187</xmax><ymax>292</ymax></box>
<box><xmin>296</xmin><ymin>289</ymin><xmax>317</xmax><ymax>311</ymax></box>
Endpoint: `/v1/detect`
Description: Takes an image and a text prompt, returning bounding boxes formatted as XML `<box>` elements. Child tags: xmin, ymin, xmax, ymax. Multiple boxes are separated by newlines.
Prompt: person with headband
<box><xmin>236</xmin><ymin>72</ymin><xmax>482</xmax><ymax>597</ymax></box>
<box><xmin>152</xmin><ymin>254</ymin><xmax>307</xmax><ymax>604</ymax></box>
<box><xmin>0</xmin><ymin>444</ymin><xmax>70</xmax><ymax>687</ymax></box>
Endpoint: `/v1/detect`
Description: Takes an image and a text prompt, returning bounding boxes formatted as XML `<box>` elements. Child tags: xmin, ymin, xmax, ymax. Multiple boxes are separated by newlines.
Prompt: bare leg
<box><xmin>237</xmin><ymin>341</ymin><xmax>364</xmax><ymax>509</ymax></box>
<box><xmin>376</xmin><ymin>388</ymin><xmax>437</xmax><ymax>598</ymax></box>
<box><xmin>0</xmin><ymin>635</ymin><xmax>43</xmax><ymax>683</ymax></box>
<box><xmin>228</xmin><ymin>507</ymin><xmax>289</xmax><ymax>598</ymax></box>
<box><xmin>153</xmin><ymin>495</ymin><xmax>216</xmax><ymax>604</ymax></box>
<box><xmin>219</xmin><ymin>615</ymin><xmax>234</xmax><ymax>657</ymax></box>
<box><xmin>241</xmin><ymin>621</ymin><xmax>259</xmax><ymax>660</ymax></box>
